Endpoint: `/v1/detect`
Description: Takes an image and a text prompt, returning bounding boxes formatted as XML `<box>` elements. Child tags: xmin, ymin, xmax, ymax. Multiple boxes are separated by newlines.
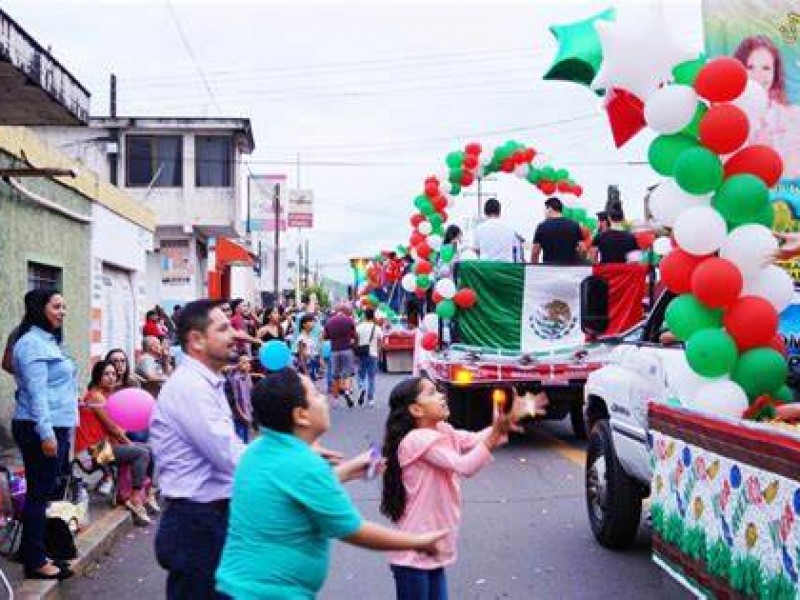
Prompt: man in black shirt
<box><xmin>589</xmin><ymin>208</ymin><xmax>639</xmax><ymax>264</ymax></box>
<box><xmin>531</xmin><ymin>197</ymin><xmax>584</xmax><ymax>264</ymax></box>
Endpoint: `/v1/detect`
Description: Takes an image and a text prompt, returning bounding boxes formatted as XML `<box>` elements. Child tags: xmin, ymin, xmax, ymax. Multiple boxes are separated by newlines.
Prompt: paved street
<box><xmin>61</xmin><ymin>373</ymin><xmax>690</xmax><ymax>599</ymax></box>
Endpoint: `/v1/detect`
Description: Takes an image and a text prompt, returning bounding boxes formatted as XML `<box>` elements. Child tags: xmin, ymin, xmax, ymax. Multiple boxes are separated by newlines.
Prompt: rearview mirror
<box><xmin>580</xmin><ymin>275</ymin><xmax>609</xmax><ymax>336</ymax></box>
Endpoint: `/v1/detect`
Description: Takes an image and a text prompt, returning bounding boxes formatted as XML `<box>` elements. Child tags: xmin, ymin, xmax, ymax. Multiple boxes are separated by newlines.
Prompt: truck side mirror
<box><xmin>580</xmin><ymin>275</ymin><xmax>609</xmax><ymax>336</ymax></box>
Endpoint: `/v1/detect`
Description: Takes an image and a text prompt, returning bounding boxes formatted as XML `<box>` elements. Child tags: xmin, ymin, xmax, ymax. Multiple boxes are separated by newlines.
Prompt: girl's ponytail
<box><xmin>380</xmin><ymin>377</ymin><xmax>424</xmax><ymax>522</ymax></box>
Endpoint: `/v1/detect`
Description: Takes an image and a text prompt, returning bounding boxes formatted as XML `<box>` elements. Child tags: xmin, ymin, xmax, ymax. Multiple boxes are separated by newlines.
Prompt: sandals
<box><xmin>25</xmin><ymin>562</ymin><xmax>73</xmax><ymax>580</ymax></box>
<box><xmin>124</xmin><ymin>500</ymin><xmax>152</xmax><ymax>527</ymax></box>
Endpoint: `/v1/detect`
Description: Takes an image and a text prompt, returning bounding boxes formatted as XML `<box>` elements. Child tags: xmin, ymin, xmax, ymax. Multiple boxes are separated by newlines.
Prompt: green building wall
<box><xmin>0</xmin><ymin>151</ymin><xmax>91</xmax><ymax>453</ymax></box>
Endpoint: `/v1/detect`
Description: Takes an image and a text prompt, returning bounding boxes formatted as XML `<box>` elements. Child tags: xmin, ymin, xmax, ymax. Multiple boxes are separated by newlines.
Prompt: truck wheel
<box><xmin>585</xmin><ymin>419</ymin><xmax>642</xmax><ymax>550</ymax></box>
<box><xmin>570</xmin><ymin>400</ymin><xmax>587</xmax><ymax>440</ymax></box>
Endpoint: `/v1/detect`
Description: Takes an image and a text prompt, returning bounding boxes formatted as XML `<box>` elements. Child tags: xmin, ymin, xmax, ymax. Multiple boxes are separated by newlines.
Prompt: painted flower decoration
<box><xmin>720</xmin><ymin>479</ymin><xmax>732</xmax><ymax>512</ymax></box>
<box><xmin>694</xmin><ymin>455</ymin><xmax>707</xmax><ymax>482</ymax></box>
<box><xmin>682</xmin><ymin>446</ymin><xmax>692</xmax><ymax>467</ymax></box>
<box><xmin>746</xmin><ymin>475</ymin><xmax>764</xmax><ymax>507</ymax></box>
<box><xmin>781</xmin><ymin>502</ymin><xmax>795</xmax><ymax>543</ymax></box>
<box><xmin>730</xmin><ymin>465</ymin><xmax>742</xmax><ymax>489</ymax></box>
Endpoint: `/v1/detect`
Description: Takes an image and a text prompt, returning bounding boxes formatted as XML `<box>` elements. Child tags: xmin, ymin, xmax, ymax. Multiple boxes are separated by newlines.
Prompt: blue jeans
<box><xmin>155</xmin><ymin>500</ymin><xmax>230</xmax><ymax>600</ymax></box>
<box><xmin>308</xmin><ymin>356</ymin><xmax>320</xmax><ymax>381</ymax></box>
<box><xmin>357</xmin><ymin>355</ymin><xmax>377</xmax><ymax>402</ymax></box>
<box><xmin>391</xmin><ymin>565</ymin><xmax>448</xmax><ymax>600</ymax></box>
<box><xmin>12</xmin><ymin>421</ymin><xmax>71</xmax><ymax>571</ymax></box>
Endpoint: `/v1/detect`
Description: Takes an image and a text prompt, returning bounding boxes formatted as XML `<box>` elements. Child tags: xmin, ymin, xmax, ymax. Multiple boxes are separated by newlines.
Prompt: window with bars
<box><xmin>126</xmin><ymin>135</ymin><xmax>183</xmax><ymax>187</ymax></box>
<box><xmin>195</xmin><ymin>135</ymin><xmax>232</xmax><ymax>187</ymax></box>
<box><xmin>27</xmin><ymin>262</ymin><xmax>62</xmax><ymax>291</ymax></box>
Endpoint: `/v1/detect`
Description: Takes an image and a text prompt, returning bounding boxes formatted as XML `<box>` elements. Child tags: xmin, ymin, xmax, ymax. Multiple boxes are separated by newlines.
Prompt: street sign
<box><xmin>249</xmin><ymin>174</ymin><xmax>287</xmax><ymax>231</ymax></box>
<box><xmin>288</xmin><ymin>189</ymin><xmax>314</xmax><ymax>228</ymax></box>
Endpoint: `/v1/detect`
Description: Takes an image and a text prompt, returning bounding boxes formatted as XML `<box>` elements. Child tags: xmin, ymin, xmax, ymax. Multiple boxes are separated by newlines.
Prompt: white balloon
<box><xmin>644</xmin><ymin>84</ymin><xmax>699</xmax><ymax>134</ymax></box>
<box><xmin>460</xmin><ymin>249</ymin><xmax>478</xmax><ymax>260</ymax></box>
<box><xmin>743</xmin><ymin>264</ymin><xmax>795</xmax><ymax>313</ymax></box>
<box><xmin>673</xmin><ymin>205</ymin><xmax>727</xmax><ymax>256</ymax></box>
<box><xmin>418</xmin><ymin>221</ymin><xmax>432</xmax><ymax>235</ymax></box>
<box><xmin>592</xmin><ymin>11</ymin><xmax>692</xmax><ymax>100</ymax></box>
<box><xmin>649</xmin><ymin>179</ymin><xmax>711</xmax><ymax>227</ymax></box>
<box><xmin>653</xmin><ymin>236</ymin><xmax>673</xmax><ymax>256</ymax></box>
<box><xmin>480</xmin><ymin>154</ymin><xmax>492</xmax><ymax>167</ymax></box>
<box><xmin>514</xmin><ymin>164</ymin><xmax>529</xmax><ymax>179</ymax></box>
<box><xmin>435</xmin><ymin>278</ymin><xmax>457</xmax><ymax>299</ymax></box>
<box><xmin>719</xmin><ymin>224</ymin><xmax>778</xmax><ymax>279</ymax></box>
<box><xmin>732</xmin><ymin>79</ymin><xmax>769</xmax><ymax>130</ymax></box>
<box><xmin>692</xmin><ymin>379</ymin><xmax>749</xmax><ymax>417</ymax></box>
<box><xmin>422</xmin><ymin>313</ymin><xmax>439</xmax><ymax>332</ymax></box>
<box><xmin>401</xmin><ymin>273</ymin><xmax>416</xmax><ymax>293</ymax></box>
<box><xmin>427</xmin><ymin>234</ymin><xmax>443</xmax><ymax>250</ymax></box>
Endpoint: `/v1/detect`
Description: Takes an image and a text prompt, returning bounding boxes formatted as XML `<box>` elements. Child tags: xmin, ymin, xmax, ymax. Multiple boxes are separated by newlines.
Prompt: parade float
<box><xmin>545</xmin><ymin>3</ymin><xmax>800</xmax><ymax>597</ymax></box>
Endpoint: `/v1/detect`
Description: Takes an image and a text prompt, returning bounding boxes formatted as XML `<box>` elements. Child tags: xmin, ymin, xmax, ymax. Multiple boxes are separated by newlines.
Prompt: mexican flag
<box><xmin>455</xmin><ymin>261</ymin><xmax>648</xmax><ymax>352</ymax></box>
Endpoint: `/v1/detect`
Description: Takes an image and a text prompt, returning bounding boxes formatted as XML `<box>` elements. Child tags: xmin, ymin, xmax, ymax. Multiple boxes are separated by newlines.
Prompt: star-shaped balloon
<box><xmin>543</xmin><ymin>8</ymin><xmax>616</xmax><ymax>89</ymax></box>
<box><xmin>604</xmin><ymin>88</ymin><xmax>646</xmax><ymax>148</ymax></box>
<box><xmin>591</xmin><ymin>8</ymin><xmax>693</xmax><ymax>101</ymax></box>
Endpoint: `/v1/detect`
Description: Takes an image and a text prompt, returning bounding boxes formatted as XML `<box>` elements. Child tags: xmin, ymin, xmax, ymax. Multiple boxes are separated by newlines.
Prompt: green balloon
<box><xmin>573</xmin><ymin>207</ymin><xmax>587</xmax><ymax>221</ymax></box>
<box><xmin>665</xmin><ymin>294</ymin><xmax>723</xmax><ymax>342</ymax></box>
<box><xmin>526</xmin><ymin>168</ymin><xmax>541</xmax><ymax>184</ymax></box>
<box><xmin>752</xmin><ymin>201</ymin><xmax>775</xmax><ymax>228</ymax></box>
<box><xmin>672</xmin><ymin>54</ymin><xmax>707</xmax><ymax>86</ymax></box>
<box><xmin>436</xmin><ymin>299</ymin><xmax>456</xmax><ymax>320</ymax></box>
<box><xmin>680</xmin><ymin>103</ymin><xmax>708</xmax><ymax>138</ymax></box>
<box><xmin>673</xmin><ymin>147</ymin><xmax>724</xmax><ymax>195</ymax></box>
<box><xmin>413</xmin><ymin>195</ymin><xmax>428</xmax><ymax>211</ymax></box>
<box><xmin>554</xmin><ymin>168</ymin><xmax>569</xmax><ymax>181</ymax></box>
<box><xmin>432</xmin><ymin>222</ymin><xmax>444</xmax><ymax>236</ymax></box>
<box><xmin>396</xmin><ymin>245</ymin><xmax>407</xmax><ymax>258</ymax></box>
<box><xmin>541</xmin><ymin>165</ymin><xmax>557</xmax><ymax>179</ymax></box>
<box><xmin>562</xmin><ymin>207</ymin><xmax>575</xmax><ymax>219</ymax></box>
<box><xmin>440</xmin><ymin>244</ymin><xmax>456</xmax><ymax>263</ymax></box>
<box><xmin>449</xmin><ymin>183</ymin><xmax>461</xmax><ymax>195</ymax></box>
<box><xmin>773</xmin><ymin>384</ymin><xmax>794</xmax><ymax>403</ymax></box>
<box><xmin>429</xmin><ymin>214</ymin><xmax>443</xmax><ymax>228</ymax></box>
<box><xmin>448</xmin><ymin>169</ymin><xmax>463</xmax><ymax>184</ymax></box>
<box><xmin>445</xmin><ymin>151</ymin><xmax>464</xmax><ymax>169</ymax></box>
<box><xmin>685</xmin><ymin>329</ymin><xmax>738</xmax><ymax>378</ymax></box>
<box><xmin>416</xmin><ymin>274</ymin><xmax>431</xmax><ymax>289</ymax></box>
<box><xmin>419</xmin><ymin>200</ymin><xmax>435</xmax><ymax>216</ymax></box>
<box><xmin>648</xmin><ymin>134</ymin><xmax>698</xmax><ymax>177</ymax></box>
<box><xmin>733</xmin><ymin>348</ymin><xmax>788</xmax><ymax>399</ymax></box>
<box><xmin>585</xmin><ymin>216</ymin><xmax>598</xmax><ymax>232</ymax></box>
<box><xmin>712</xmin><ymin>174</ymin><xmax>770</xmax><ymax>225</ymax></box>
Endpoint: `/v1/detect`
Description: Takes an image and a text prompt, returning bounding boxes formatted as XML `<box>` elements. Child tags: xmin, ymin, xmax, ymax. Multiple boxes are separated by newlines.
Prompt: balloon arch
<box><xmin>356</xmin><ymin>141</ymin><xmax>589</xmax><ymax>350</ymax></box>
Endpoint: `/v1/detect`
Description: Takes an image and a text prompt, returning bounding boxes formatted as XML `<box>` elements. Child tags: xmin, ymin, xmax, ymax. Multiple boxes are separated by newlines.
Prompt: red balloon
<box><xmin>573</xmin><ymin>185</ymin><xmax>583</xmax><ymax>197</ymax></box>
<box><xmin>424</xmin><ymin>176</ymin><xmax>439</xmax><ymax>187</ymax></box>
<box><xmin>461</xmin><ymin>171</ymin><xmax>475</xmax><ymax>186</ymax></box>
<box><xmin>424</xmin><ymin>181</ymin><xmax>439</xmax><ymax>198</ymax></box>
<box><xmin>465</xmin><ymin>142</ymin><xmax>482</xmax><ymax>155</ymax></box>
<box><xmin>724</xmin><ymin>145</ymin><xmax>784</xmax><ymax>188</ymax></box>
<box><xmin>463</xmin><ymin>154</ymin><xmax>478</xmax><ymax>170</ymax></box>
<box><xmin>432</xmin><ymin>195</ymin><xmax>447</xmax><ymax>212</ymax></box>
<box><xmin>723</xmin><ymin>295</ymin><xmax>779</xmax><ymax>351</ymax></box>
<box><xmin>513</xmin><ymin>151</ymin><xmax>527</xmax><ymax>165</ymax></box>
<box><xmin>699</xmin><ymin>104</ymin><xmax>749</xmax><ymax>155</ymax></box>
<box><xmin>538</xmin><ymin>180</ymin><xmax>556</xmax><ymax>195</ymax></box>
<box><xmin>416</xmin><ymin>242</ymin><xmax>432</xmax><ymax>259</ymax></box>
<box><xmin>660</xmin><ymin>249</ymin><xmax>709</xmax><ymax>294</ymax></box>
<box><xmin>556</xmin><ymin>180</ymin><xmax>572</xmax><ymax>192</ymax></box>
<box><xmin>410</xmin><ymin>213</ymin><xmax>425</xmax><ymax>228</ymax></box>
<box><xmin>453</xmin><ymin>288</ymin><xmax>477</xmax><ymax>309</ymax></box>
<box><xmin>694</xmin><ymin>57</ymin><xmax>748</xmax><ymax>102</ymax></box>
<box><xmin>634</xmin><ymin>230</ymin><xmax>656</xmax><ymax>249</ymax></box>
<box><xmin>691</xmin><ymin>257</ymin><xmax>743</xmax><ymax>308</ymax></box>
<box><xmin>415</xmin><ymin>260</ymin><xmax>433</xmax><ymax>275</ymax></box>
<box><xmin>770</xmin><ymin>334</ymin><xmax>788</xmax><ymax>357</ymax></box>
<box><xmin>421</xmin><ymin>331</ymin><xmax>439</xmax><ymax>351</ymax></box>
<box><xmin>415</xmin><ymin>289</ymin><xmax>427</xmax><ymax>299</ymax></box>
<box><xmin>431</xmin><ymin>290</ymin><xmax>444</xmax><ymax>304</ymax></box>
<box><xmin>410</xmin><ymin>231</ymin><xmax>424</xmax><ymax>247</ymax></box>
<box><xmin>604</xmin><ymin>87</ymin><xmax>646</xmax><ymax>148</ymax></box>
<box><xmin>440</xmin><ymin>210</ymin><xmax>449</xmax><ymax>222</ymax></box>
<box><xmin>524</xmin><ymin>148</ymin><xmax>536</xmax><ymax>162</ymax></box>
<box><xmin>501</xmin><ymin>158</ymin><xmax>515</xmax><ymax>173</ymax></box>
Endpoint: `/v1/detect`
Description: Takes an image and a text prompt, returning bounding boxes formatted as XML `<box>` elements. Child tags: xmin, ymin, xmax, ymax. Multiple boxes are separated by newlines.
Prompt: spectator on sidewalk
<box><xmin>12</xmin><ymin>289</ymin><xmax>77</xmax><ymax>581</ymax></box>
<box><xmin>474</xmin><ymin>198</ymin><xmax>518</xmax><ymax>262</ymax></box>
<box><xmin>224</xmin><ymin>355</ymin><xmax>254</xmax><ymax>444</ymax></box>
<box><xmin>589</xmin><ymin>208</ymin><xmax>639</xmax><ymax>264</ymax></box>
<box><xmin>2</xmin><ymin>290</ymin><xmax>38</xmax><ymax>376</ymax></box>
<box><xmin>75</xmin><ymin>360</ymin><xmax>159</xmax><ymax>526</ymax></box>
<box><xmin>215</xmin><ymin>368</ymin><xmax>447</xmax><ymax>599</ymax></box>
<box><xmin>355</xmin><ymin>308</ymin><xmax>381</xmax><ymax>408</ymax></box>
<box><xmin>531</xmin><ymin>197</ymin><xmax>584</xmax><ymax>265</ymax></box>
<box><xmin>151</xmin><ymin>299</ymin><xmax>246</xmax><ymax>600</ymax></box>
<box><xmin>142</xmin><ymin>309</ymin><xmax>167</xmax><ymax>339</ymax></box>
<box><xmin>323</xmin><ymin>305</ymin><xmax>357</xmax><ymax>408</ymax></box>
<box><xmin>105</xmin><ymin>348</ymin><xmax>142</xmax><ymax>389</ymax></box>
<box><xmin>136</xmin><ymin>336</ymin><xmax>168</xmax><ymax>398</ymax></box>
<box><xmin>297</xmin><ymin>314</ymin><xmax>321</xmax><ymax>382</ymax></box>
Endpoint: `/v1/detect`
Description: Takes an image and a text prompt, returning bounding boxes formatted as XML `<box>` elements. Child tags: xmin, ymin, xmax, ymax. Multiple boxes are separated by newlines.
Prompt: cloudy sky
<box><xmin>6</xmin><ymin>0</ymin><xmax>702</xmax><ymax>282</ymax></box>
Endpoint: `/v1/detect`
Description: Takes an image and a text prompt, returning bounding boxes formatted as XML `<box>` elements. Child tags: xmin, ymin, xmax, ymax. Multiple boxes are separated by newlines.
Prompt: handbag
<box><xmin>355</xmin><ymin>325</ymin><xmax>377</xmax><ymax>358</ymax></box>
<box><xmin>88</xmin><ymin>438</ymin><xmax>115</xmax><ymax>466</ymax></box>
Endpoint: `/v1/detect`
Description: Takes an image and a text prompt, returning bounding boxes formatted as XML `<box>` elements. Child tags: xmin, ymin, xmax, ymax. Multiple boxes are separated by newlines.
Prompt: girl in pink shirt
<box><xmin>380</xmin><ymin>376</ymin><xmax>511</xmax><ymax>600</ymax></box>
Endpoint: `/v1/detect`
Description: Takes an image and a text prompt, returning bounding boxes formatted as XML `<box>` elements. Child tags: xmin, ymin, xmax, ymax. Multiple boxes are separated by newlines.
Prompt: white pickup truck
<box><xmin>582</xmin><ymin>291</ymin><xmax>723</xmax><ymax>549</ymax></box>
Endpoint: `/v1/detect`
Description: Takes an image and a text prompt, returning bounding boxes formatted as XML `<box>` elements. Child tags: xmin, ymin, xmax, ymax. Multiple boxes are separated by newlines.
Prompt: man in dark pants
<box><xmin>150</xmin><ymin>300</ymin><xmax>245</xmax><ymax>599</ymax></box>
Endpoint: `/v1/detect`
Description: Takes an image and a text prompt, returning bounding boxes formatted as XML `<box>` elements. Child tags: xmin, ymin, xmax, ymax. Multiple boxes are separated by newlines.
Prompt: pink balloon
<box><xmin>106</xmin><ymin>388</ymin><xmax>155</xmax><ymax>431</ymax></box>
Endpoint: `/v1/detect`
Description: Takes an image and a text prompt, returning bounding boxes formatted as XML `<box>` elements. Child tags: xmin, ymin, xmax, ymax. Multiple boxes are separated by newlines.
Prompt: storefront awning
<box><xmin>215</xmin><ymin>237</ymin><xmax>255</xmax><ymax>268</ymax></box>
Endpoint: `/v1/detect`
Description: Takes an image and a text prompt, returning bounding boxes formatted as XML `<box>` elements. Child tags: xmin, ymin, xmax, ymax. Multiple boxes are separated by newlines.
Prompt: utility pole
<box><xmin>273</xmin><ymin>183</ymin><xmax>280</xmax><ymax>301</ymax></box>
<box><xmin>304</xmin><ymin>239</ymin><xmax>310</xmax><ymax>288</ymax></box>
<box><xmin>110</xmin><ymin>74</ymin><xmax>117</xmax><ymax>118</ymax></box>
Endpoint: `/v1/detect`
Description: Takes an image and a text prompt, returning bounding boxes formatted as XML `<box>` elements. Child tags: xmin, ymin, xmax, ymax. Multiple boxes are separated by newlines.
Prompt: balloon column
<box><xmin>548</xmin><ymin>9</ymin><xmax>793</xmax><ymax>418</ymax></box>
<box><xmin>355</xmin><ymin>252</ymin><xmax>404</xmax><ymax>321</ymax></box>
<box><xmin>403</xmin><ymin>140</ymin><xmax>586</xmax><ymax>348</ymax></box>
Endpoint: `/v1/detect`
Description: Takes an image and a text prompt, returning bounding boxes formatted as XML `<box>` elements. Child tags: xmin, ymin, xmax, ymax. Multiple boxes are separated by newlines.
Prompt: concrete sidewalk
<box><xmin>9</xmin><ymin>503</ymin><xmax>132</xmax><ymax>600</ymax></box>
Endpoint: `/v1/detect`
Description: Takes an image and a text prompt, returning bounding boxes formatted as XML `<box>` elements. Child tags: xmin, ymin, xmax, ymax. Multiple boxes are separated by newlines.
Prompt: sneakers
<box><xmin>343</xmin><ymin>392</ymin><xmax>354</xmax><ymax>408</ymax></box>
<box><xmin>367</xmin><ymin>399</ymin><xmax>376</xmax><ymax>409</ymax></box>
<box><xmin>357</xmin><ymin>389</ymin><xmax>366</xmax><ymax>406</ymax></box>
<box><xmin>125</xmin><ymin>500</ymin><xmax>152</xmax><ymax>526</ymax></box>
<box><xmin>144</xmin><ymin>495</ymin><xmax>162</xmax><ymax>515</ymax></box>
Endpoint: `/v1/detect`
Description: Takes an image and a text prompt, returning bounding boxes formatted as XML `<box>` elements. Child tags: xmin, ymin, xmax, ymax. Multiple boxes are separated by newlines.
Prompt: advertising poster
<box><xmin>288</xmin><ymin>189</ymin><xmax>314</xmax><ymax>228</ymax></box>
<box><xmin>249</xmin><ymin>174</ymin><xmax>287</xmax><ymax>232</ymax></box>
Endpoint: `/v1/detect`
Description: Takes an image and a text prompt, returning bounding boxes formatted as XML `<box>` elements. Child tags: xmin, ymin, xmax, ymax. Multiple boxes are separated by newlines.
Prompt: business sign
<box><xmin>703</xmin><ymin>1</ymin><xmax>800</xmax><ymax>280</ymax></box>
<box><xmin>161</xmin><ymin>239</ymin><xmax>194</xmax><ymax>285</ymax></box>
<box><xmin>288</xmin><ymin>189</ymin><xmax>314</xmax><ymax>228</ymax></box>
<box><xmin>249</xmin><ymin>174</ymin><xmax>287</xmax><ymax>232</ymax></box>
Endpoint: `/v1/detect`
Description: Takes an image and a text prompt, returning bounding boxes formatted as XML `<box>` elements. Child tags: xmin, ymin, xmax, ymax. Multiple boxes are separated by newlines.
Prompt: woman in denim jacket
<box><xmin>12</xmin><ymin>289</ymin><xmax>77</xmax><ymax>580</ymax></box>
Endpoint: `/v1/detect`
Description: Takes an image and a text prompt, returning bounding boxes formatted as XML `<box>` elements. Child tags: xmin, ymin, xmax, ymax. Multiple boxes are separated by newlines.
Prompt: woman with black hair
<box><xmin>104</xmin><ymin>348</ymin><xmax>141</xmax><ymax>389</ymax></box>
<box><xmin>11</xmin><ymin>289</ymin><xmax>77</xmax><ymax>580</ymax></box>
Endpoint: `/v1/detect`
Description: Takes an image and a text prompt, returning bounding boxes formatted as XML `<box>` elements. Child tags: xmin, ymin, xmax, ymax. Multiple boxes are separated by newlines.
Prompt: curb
<box><xmin>14</xmin><ymin>507</ymin><xmax>132</xmax><ymax>600</ymax></box>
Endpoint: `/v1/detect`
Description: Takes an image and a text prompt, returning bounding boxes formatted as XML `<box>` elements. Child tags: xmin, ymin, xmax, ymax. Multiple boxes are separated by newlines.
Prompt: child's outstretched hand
<box><xmin>415</xmin><ymin>529</ymin><xmax>450</xmax><ymax>557</ymax></box>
